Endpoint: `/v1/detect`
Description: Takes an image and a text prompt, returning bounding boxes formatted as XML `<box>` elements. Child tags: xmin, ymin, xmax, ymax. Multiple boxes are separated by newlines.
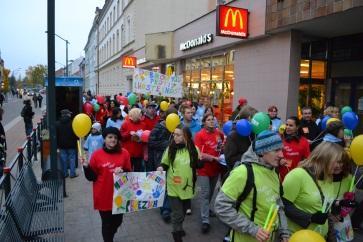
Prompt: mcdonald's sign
<box><xmin>216</xmin><ymin>5</ymin><xmax>248</xmax><ymax>39</ymax></box>
<box><xmin>122</xmin><ymin>56</ymin><xmax>137</xmax><ymax>68</ymax></box>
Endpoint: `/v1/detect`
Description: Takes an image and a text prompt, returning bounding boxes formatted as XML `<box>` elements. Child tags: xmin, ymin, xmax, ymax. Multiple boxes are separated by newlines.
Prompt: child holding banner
<box><xmin>157</xmin><ymin>125</ymin><xmax>200</xmax><ymax>242</ymax></box>
<box><xmin>81</xmin><ymin>127</ymin><xmax>131</xmax><ymax>242</ymax></box>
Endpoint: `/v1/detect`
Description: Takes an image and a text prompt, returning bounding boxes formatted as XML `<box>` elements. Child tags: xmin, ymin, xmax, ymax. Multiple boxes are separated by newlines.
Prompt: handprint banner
<box><xmin>112</xmin><ymin>171</ymin><xmax>166</xmax><ymax>214</ymax></box>
<box><xmin>133</xmin><ymin>68</ymin><xmax>183</xmax><ymax>98</ymax></box>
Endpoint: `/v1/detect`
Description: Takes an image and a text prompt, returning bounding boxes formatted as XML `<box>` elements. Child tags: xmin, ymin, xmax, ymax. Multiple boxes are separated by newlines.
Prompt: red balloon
<box><xmin>141</xmin><ymin>130</ymin><xmax>151</xmax><ymax>143</ymax></box>
<box><xmin>83</xmin><ymin>102</ymin><xmax>94</xmax><ymax>116</ymax></box>
<box><xmin>96</xmin><ymin>95</ymin><xmax>105</xmax><ymax>104</ymax></box>
<box><xmin>117</xmin><ymin>95</ymin><xmax>129</xmax><ymax>106</ymax></box>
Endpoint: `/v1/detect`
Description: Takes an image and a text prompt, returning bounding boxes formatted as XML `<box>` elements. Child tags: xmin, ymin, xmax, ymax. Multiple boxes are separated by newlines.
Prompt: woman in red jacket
<box><xmin>120</xmin><ymin>108</ymin><xmax>146</xmax><ymax>171</ymax></box>
<box><xmin>81</xmin><ymin>127</ymin><xmax>131</xmax><ymax>242</ymax></box>
<box><xmin>194</xmin><ymin>113</ymin><xmax>224</xmax><ymax>233</ymax></box>
<box><xmin>280</xmin><ymin>116</ymin><xmax>310</xmax><ymax>181</ymax></box>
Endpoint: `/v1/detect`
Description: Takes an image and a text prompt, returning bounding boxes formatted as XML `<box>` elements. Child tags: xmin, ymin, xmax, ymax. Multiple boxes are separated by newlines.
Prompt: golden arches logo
<box><xmin>124</xmin><ymin>57</ymin><xmax>134</xmax><ymax>66</ymax></box>
<box><xmin>224</xmin><ymin>8</ymin><xmax>243</xmax><ymax>29</ymax></box>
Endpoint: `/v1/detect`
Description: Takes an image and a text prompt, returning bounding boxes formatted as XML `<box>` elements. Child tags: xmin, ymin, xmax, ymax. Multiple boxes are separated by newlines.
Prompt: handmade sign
<box><xmin>112</xmin><ymin>171</ymin><xmax>166</xmax><ymax>214</ymax></box>
<box><xmin>133</xmin><ymin>68</ymin><xmax>182</xmax><ymax>98</ymax></box>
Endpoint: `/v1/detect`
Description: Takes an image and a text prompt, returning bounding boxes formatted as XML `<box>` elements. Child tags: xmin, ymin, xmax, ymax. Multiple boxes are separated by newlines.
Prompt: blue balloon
<box><xmin>342</xmin><ymin>111</ymin><xmax>359</xmax><ymax>130</ymax></box>
<box><xmin>236</xmin><ymin>119</ymin><xmax>252</xmax><ymax>136</ymax></box>
<box><xmin>223</xmin><ymin>121</ymin><xmax>233</xmax><ymax>136</ymax></box>
<box><xmin>321</xmin><ymin>115</ymin><xmax>331</xmax><ymax>130</ymax></box>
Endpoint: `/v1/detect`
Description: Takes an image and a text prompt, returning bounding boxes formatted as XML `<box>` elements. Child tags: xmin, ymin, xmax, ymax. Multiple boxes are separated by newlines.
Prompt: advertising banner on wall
<box><xmin>112</xmin><ymin>171</ymin><xmax>166</xmax><ymax>214</ymax></box>
<box><xmin>133</xmin><ymin>68</ymin><xmax>182</xmax><ymax>98</ymax></box>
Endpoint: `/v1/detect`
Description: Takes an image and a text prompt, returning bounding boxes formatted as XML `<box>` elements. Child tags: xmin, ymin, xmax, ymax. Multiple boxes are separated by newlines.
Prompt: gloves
<box><xmin>311</xmin><ymin>211</ymin><xmax>329</xmax><ymax>225</ymax></box>
<box><xmin>339</xmin><ymin>199</ymin><xmax>357</xmax><ymax>208</ymax></box>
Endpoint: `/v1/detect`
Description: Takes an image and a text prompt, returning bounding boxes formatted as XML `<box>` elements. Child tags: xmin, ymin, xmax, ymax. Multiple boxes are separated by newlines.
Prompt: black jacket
<box><xmin>148</xmin><ymin>121</ymin><xmax>171</xmax><ymax>170</ymax></box>
<box><xmin>224</xmin><ymin>130</ymin><xmax>252</xmax><ymax>171</ymax></box>
<box><xmin>56</xmin><ymin>116</ymin><xmax>78</xmax><ymax>149</ymax></box>
<box><xmin>300</xmin><ymin>119</ymin><xmax>321</xmax><ymax>141</ymax></box>
<box><xmin>21</xmin><ymin>104</ymin><xmax>34</xmax><ymax>123</ymax></box>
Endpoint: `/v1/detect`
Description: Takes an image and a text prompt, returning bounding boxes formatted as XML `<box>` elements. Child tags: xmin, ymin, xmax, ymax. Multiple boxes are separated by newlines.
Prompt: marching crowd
<box><xmin>67</xmin><ymin>90</ymin><xmax>362</xmax><ymax>242</ymax></box>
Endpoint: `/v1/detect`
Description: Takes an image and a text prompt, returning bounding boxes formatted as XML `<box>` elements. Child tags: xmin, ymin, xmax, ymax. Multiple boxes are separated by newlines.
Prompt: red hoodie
<box><xmin>194</xmin><ymin>128</ymin><xmax>224</xmax><ymax>177</ymax></box>
<box><xmin>143</xmin><ymin>115</ymin><xmax>160</xmax><ymax>131</ymax></box>
<box><xmin>120</xmin><ymin>118</ymin><xmax>146</xmax><ymax>158</ymax></box>
<box><xmin>280</xmin><ymin>136</ymin><xmax>310</xmax><ymax>181</ymax></box>
<box><xmin>89</xmin><ymin>148</ymin><xmax>131</xmax><ymax>211</ymax></box>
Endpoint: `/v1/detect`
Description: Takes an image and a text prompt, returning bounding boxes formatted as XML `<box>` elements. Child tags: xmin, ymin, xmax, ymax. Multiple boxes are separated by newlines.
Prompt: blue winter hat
<box><xmin>254</xmin><ymin>130</ymin><xmax>283</xmax><ymax>155</ymax></box>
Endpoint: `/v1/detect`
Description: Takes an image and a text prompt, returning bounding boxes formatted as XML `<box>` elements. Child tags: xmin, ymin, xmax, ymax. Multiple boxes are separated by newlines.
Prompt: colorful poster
<box><xmin>112</xmin><ymin>171</ymin><xmax>166</xmax><ymax>214</ymax></box>
<box><xmin>133</xmin><ymin>68</ymin><xmax>183</xmax><ymax>98</ymax></box>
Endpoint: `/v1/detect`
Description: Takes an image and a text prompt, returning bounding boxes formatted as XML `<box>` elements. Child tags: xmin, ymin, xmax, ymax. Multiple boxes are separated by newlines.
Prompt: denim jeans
<box><xmin>59</xmin><ymin>149</ymin><xmax>76</xmax><ymax>176</ymax></box>
<box><xmin>198</xmin><ymin>175</ymin><xmax>218</xmax><ymax>224</ymax></box>
<box><xmin>25</xmin><ymin>121</ymin><xmax>33</xmax><ymax>136</ymax></box>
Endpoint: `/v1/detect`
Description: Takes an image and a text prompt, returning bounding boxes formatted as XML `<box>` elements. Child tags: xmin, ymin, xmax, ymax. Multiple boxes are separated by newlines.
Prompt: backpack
<box><xmin>228</xmin><ymin>162</ymin><xmax>283</xmax><ymax>242</ymax></box>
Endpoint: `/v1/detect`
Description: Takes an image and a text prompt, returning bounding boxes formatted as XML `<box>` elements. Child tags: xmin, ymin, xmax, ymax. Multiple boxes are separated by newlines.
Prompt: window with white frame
<box><xmin>113</xmin><ymin>6</ymin><xmax>116</xmax><ymax>22</ymax></box>
<box><xmin>113</xmin><ymin>34</ymin><xmax>115</xmax><ymax>55</ymax></box>
<box><xmin>121</xmin><ymin>24</ymin><xmax>125</xmax><ymax>47</ymax></box>
<box><xmin>117</xmin><ymin>0</ymin><xmax>120</xmax><ymax>17</ymax></box>
<box><xmin>127</xmin><ymin>16</ymin><xmax>131</xmax><ymax>43</ymax></box>
<box><xmin>117</xmin><ymin>30</ymin><xmax>120</xmax><ymax>51</ymax></box>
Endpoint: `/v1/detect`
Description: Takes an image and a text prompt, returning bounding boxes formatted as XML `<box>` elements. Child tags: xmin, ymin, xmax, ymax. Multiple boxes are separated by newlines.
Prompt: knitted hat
<box><xmin>102</xmin><ymin>127</ymin><xmax>121</xmax><ymax>140</ymax></box>
<box><xmin>254</xmin><ymin>130</ymin><xmax>283</xmax><ymax>155</ymax></box>
<box><xmin>92</xmin><ymin>122</ymin><xmax>102</xmax><ymax>132</ymax></box>
<box><xmin>238</xmin><ymin>97</ymin><xmax>247</xmax><ymax>106</ymax></box>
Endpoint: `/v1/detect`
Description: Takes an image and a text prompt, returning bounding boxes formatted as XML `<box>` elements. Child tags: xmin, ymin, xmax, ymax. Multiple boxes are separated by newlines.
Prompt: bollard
<box><xmin>32</xmin><ymin>129</ymin><xmax>38</xmax><ymax>161</ymax></box>
<box><xmin>27</xmin><ymin>136</ymin><xmax>32</xmax><ymax>163</ymax></box>
<box><xmin>17</xmin><ymin>147</ymin><xmax>24</xmax><ymax>170</ymax></box>
<box><xmin>37</xmin><ymin>123</ymin><xmax>41</xmax><ymax>144</ymax></box>
<box><xmin>3</xmin><ymin>167</ymin><xmax>11</xmax><ymax>199</ymax></box>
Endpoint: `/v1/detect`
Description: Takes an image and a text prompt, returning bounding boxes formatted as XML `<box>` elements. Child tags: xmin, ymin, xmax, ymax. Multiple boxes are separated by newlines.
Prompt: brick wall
<box><xmin>266</xmin><ymin>0</ymin><xmax>363</xmax><ymax>31</ymax></box>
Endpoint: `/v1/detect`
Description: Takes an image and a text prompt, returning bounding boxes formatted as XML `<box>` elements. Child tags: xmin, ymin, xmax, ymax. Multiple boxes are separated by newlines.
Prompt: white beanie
<box><xmin>92</xmin><ymin>122</ymin><xmax>102</xmax><ymax>132</ymax></box>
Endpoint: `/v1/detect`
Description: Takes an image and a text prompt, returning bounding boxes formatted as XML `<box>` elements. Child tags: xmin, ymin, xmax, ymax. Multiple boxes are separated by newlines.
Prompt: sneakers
<box><xmin>201</xmin><ymin>223</ymin><xmax>210</xmax><ymax>234</ymax></box>
<box><xmin>161</xmin><ymin>213</ymin><xmax>171</xmax><ymax>223</ymax></box>
<box><xmin>186</xmin><ymin>209</ymin><xmax>192</xmax><ymax>215</ymax></box>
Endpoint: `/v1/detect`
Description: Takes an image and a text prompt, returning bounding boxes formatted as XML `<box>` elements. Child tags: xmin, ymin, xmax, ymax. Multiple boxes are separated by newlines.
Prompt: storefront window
<box><xmin>182</xmin><ymin>52</ymin><xmax>234</xmax><ymax>123</ymax></box>
<box><xmin>299</xmin><ymin>60</ymin><xmax>326</xmax><ymax>79</ymax></box>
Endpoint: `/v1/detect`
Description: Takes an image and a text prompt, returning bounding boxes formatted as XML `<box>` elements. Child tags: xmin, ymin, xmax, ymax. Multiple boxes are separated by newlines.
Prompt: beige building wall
<box><xmin>233</xmin><ymin>31</ymin><xmax>302</xmax><ymax>120</ymax></box>
<box><xmin>96</xmin><ymin>0</ymin><xmax>216</xmax><ymax>95</ymax></box>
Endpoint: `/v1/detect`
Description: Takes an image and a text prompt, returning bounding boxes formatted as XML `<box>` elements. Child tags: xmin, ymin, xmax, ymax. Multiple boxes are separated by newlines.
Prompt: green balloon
<box><xmin>93</xmin><ymin>103</ymin><xmax>100</xmax><ymax>112</ymax></box>
<box><xmin>341</xmin><ymin>106</ymin><xmax>352</xmax><ymax>115</ymax></box>
<box><xmin>251</xmin><ymin>112</ymin><xmax>271</xmax><ymax>134</ymax></box>
<box><xmin>344</xmin><ymin>128</ymin><xmax>353</xmax><ymax>137</ymax></box>
<box><xmin>128</xmin><ymin>93</ymin><xmax>137</xmax><ymax>105</ymax></box>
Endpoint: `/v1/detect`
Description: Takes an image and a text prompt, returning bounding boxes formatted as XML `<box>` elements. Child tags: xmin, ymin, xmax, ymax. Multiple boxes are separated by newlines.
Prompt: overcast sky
<box><xmin>0</xmin><ymin>0</ymin><xmax>104</xmax><ymax>78</ymax></box>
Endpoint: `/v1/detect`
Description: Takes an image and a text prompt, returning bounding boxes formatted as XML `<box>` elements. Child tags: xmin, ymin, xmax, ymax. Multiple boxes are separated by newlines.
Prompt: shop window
<box><xmin>299</xmin><ymin>60</ymin><xmax>326</xmax><ymax>79</ymax></box>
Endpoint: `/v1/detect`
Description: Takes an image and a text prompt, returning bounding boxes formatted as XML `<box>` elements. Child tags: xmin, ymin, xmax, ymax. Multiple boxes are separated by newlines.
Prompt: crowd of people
<box><xmin>70</xmin><ymin>90</ymin><xmax>362</xmax><ymax>242</ymax></box>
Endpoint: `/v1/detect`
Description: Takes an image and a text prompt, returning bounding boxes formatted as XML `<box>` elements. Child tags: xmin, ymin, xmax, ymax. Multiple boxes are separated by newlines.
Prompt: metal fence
<box><xmin>0</xmin><ymin>115</ymin><xmax>47</xmax><ymax>206</ymax></box>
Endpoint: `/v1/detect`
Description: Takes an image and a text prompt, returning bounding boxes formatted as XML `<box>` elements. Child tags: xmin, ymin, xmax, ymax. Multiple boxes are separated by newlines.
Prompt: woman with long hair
<box><xmin>194</xmin><ymin>113</ymin><xmax>224</xmax><ymax>233</ymax></box>
<box><xmin>282</xmin><ymin>142</ymin><xmax>353</xmax><ymax>239</ymax></box>
<box><xmin>157</xmin><ymin>125</ymin><xmax>200</xmax><ymax>242</ymax></box>
<box><xmin>280</xmin><ymin>116</ymin><xmax>310</xmax><ymax>181</ymax></box>
<box><xmin>81</xmin><ymin>127</ymin><xmax>131</xmax><ymax>242</ymax></box>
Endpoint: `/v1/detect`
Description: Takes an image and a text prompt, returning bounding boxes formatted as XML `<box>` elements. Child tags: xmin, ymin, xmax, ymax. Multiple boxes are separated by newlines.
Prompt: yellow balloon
<box><xmin>143</xmin><ymin>100</ymin><xmax>149</xmax><ymax>106</ymax></box>
<box><xmin>350</xmin><ymin>135</ymin><xmax>363</xmax><ymax>166</ymax></box>
<box><xmin>166</xmin><ymin>113</ymin><xmax>180</xmax><ymax>133</ymax></box>
<box><xmin>278</xmin><ymin>124</ymin><xmax>286</xmax><ymax>135</ymax></box>
<box><xmin>290</xmin><ymin>230</ymin><xmax>326</xmax><ymax>242</ymax></box>
<box><xmin>160</xmin><ymin>101</ymin><xmax>169</xmax><ymax>112</ymax></box>
<box><xmin>327</xmin><ymin>117</ymin><xmax>340</xmax><ymax>125</ymax></box>
<box><xmin>72</xmin><ymin>113</ymin><xmax>92</xmax><ymax>138</ymax></box>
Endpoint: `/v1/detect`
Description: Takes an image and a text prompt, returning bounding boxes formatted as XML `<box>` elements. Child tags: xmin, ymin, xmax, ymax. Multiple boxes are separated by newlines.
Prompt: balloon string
<box><xmin>354</xmin><ymin>174</ymin><xmax>363</xmax><ymax>191</ymax></box>
<box><xmin>350</xmin><ymin>167</ymin><xmax>359</xmax><ymax>192</ymax></box>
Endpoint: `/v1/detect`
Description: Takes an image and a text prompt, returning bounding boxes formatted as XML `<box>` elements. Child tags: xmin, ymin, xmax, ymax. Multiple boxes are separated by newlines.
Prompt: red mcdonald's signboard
<box><xmin>216</xmin><ymin>5</ymin><xmax>248</xmax><ymax>39</ymax></box>
<box><xmin>122</xmin><ymin>56</ymin><xmax>137</xmax><ymax>68</ymax></box>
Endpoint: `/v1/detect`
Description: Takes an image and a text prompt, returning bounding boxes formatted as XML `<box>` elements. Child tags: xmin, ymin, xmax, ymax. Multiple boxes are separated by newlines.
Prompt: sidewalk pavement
<box><xmin>64</xmin><ymin>173</ymin><xmax>227</xmax><ymax>242</ymax></box>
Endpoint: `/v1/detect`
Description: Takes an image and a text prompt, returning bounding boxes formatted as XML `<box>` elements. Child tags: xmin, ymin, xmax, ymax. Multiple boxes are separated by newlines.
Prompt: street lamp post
<box><xmin>45</xmin><ymin>31</ymin><xmax>70</xmax><ymax>76</ymax></box>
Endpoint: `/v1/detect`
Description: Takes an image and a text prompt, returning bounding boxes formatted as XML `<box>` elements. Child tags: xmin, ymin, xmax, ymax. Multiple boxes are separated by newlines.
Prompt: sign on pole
<box><xmin>133</xmin><ymin>68</ymin><xmax>182</xmax><ymax>98</ymax></box>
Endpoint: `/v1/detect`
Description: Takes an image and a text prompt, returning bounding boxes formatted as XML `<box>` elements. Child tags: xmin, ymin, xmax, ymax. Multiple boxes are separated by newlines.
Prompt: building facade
<box><xmin>84</xmin><ymin>15</ymin><xmax>98</xmax><ymax>94</ymax></box>
<box><xmin>84</xmin><ymin>0</ymin><xmax>220</xmax><ymax>96</ymax></box>
<box><xmin>143</xmin><ymin>0</ymin><xmax>363</xmax><ymax>127</ymax></box>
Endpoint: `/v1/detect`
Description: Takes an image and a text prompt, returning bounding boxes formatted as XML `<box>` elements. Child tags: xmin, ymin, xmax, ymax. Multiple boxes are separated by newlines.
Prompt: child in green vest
<box><xmin>215</xmin><ymin>130</ymin><xmax>290</xmax><ymax>242</ymax></box>
<box><xmin>157</xmin><ymin>125</ymin><xmax>200</xmax><ymax>242</ymax></box>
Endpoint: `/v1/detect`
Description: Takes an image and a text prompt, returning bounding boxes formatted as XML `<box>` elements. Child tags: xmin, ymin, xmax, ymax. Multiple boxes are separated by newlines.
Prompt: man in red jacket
<box><xmin>143</xmin><ymin>101</ymin><xmax>159</xmax><ymax>131</ymax></box>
